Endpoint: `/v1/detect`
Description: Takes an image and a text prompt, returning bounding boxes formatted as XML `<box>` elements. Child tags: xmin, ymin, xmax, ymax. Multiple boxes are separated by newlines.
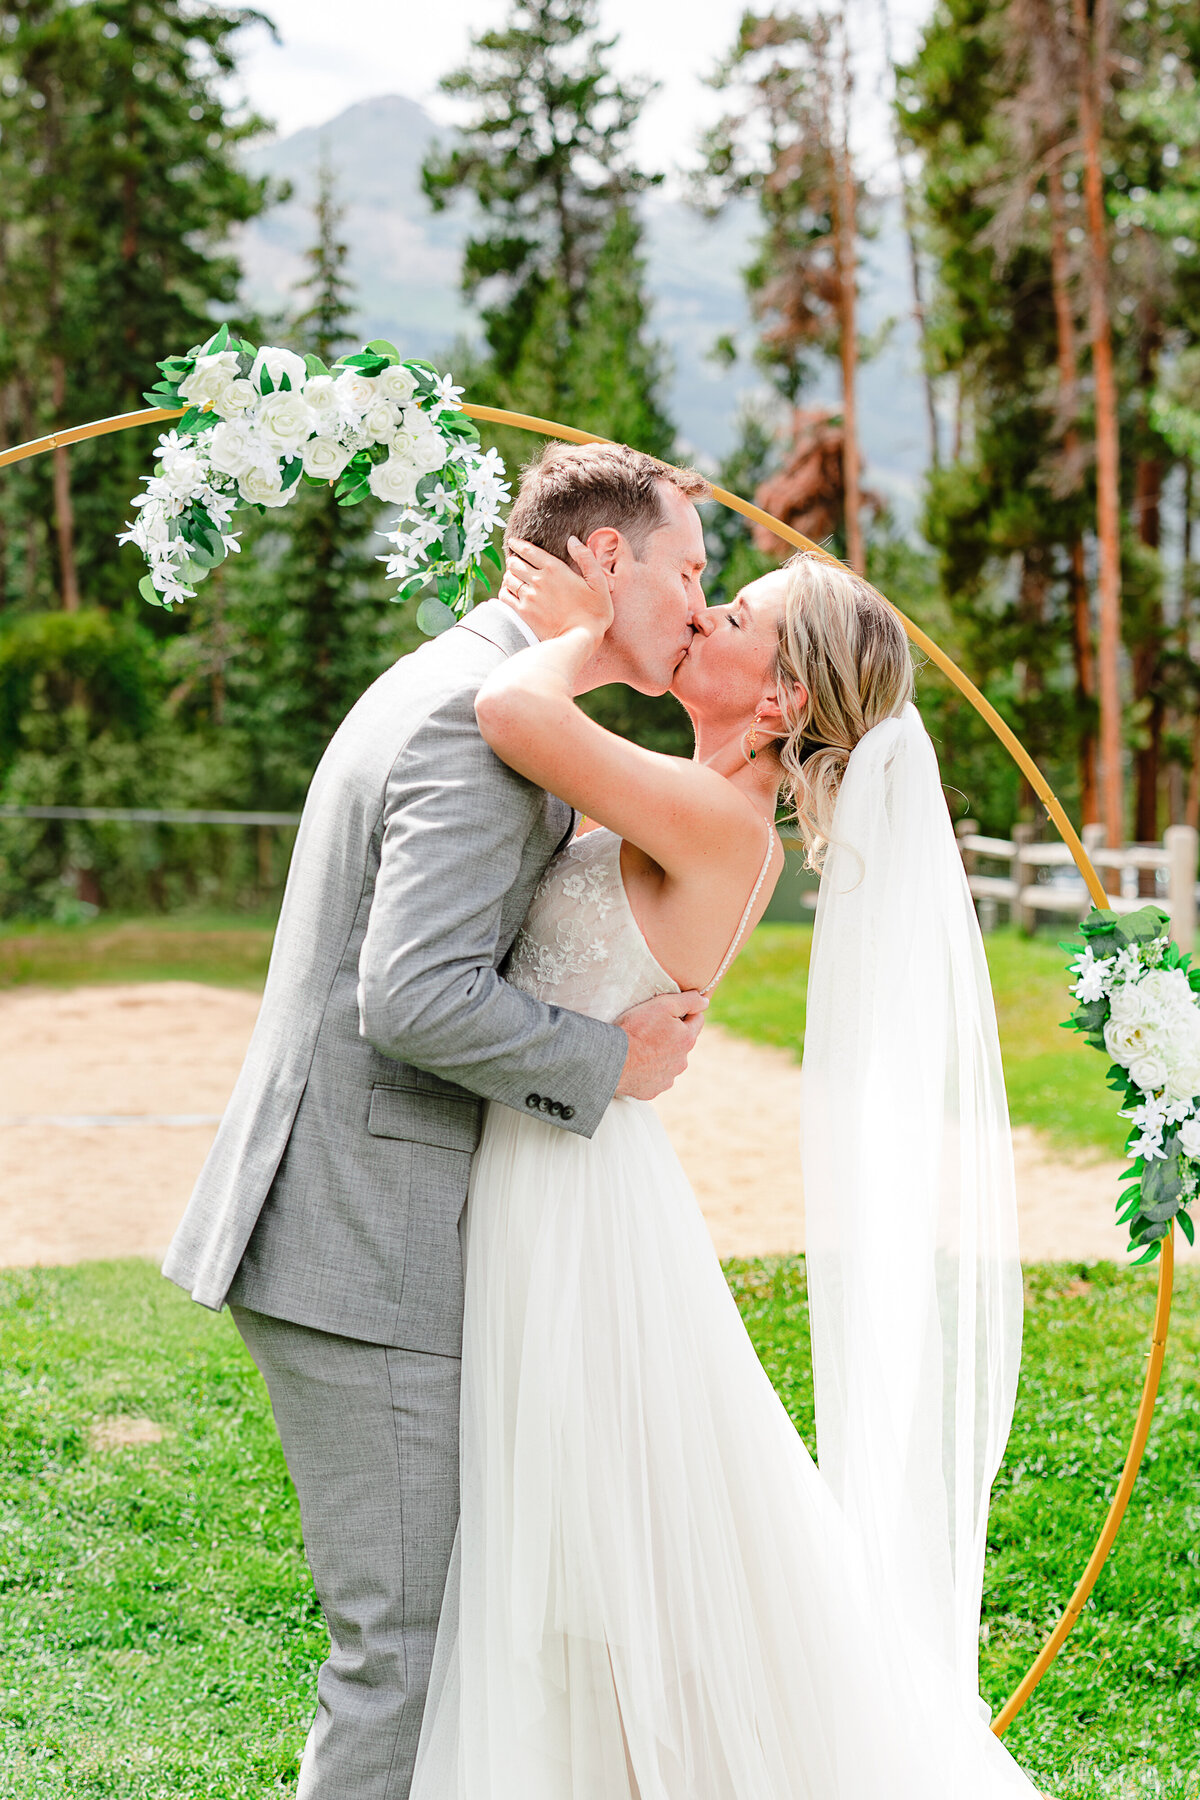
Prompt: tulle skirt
<box><xmin>410</xmin><ymin>1097</ymin><xmax>1040</xmax><ymax>1799</ymax></box>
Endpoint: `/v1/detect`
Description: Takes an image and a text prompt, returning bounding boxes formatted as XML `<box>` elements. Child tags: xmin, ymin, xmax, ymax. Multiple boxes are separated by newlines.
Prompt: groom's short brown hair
<box><xmin>504</xmin><ymin>442</ymin><xmax>710</xmax><ymax>565</ymax></box>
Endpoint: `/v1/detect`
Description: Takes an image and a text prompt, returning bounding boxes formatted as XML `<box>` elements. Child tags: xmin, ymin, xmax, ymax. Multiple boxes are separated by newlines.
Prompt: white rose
<box><xmin>178</xmin><ymin>350</ymin><xmax>240</xmax><ymax>408</ymax></box>
<box><xmin>1142</xmin><ymin>967</ymin><xmax>1196</xmax><ymax>1024</ymax></box>
<box><xmin>1128</xmin><ymin>1049</ymin><xmax>1171</xmax><ymax>1094</ymax></box>
<box><xmin>362</xmin><ymin>399</ymin><xmax>401</xmax><ymax>443</ymax></box>
<box><xmin>250</xmin><ymin>345</ymin><xmax>308</xmax><ymax>392</ymax></box>
<box><xmin>302</xmin><ymin>375</ymin><xmax>342</xmax><ymax>432</ymax></box>
<box><xmin>211</xmin><ymin>376</ymin><xmax>257</xmax><ymax>418</ymax></box>
<box><xmin>1178</xmin><ymin>1115</ymin><xmax>1200</xmax><ymax>1159</ymax></box>
<box><xmin>334</xmin><ymin>369</ymin><xmax>378</xmax><ymax>418</ymax></box>
<box><xmin>238</xmin><ymin>463</ymin><xmax>290</xmax><ymax>508</ymax></box>
<box><xmin>255</xmin><ymin>390</ymin><xmax>317</xmax><ymax>454</ymax></box>
<box><xmin>368</xmin><ymin>455</ymin><xmax>421</xmax><ymax>506</ymax></box>
<box><xmin>1164</xmin><ymin>1017</ymin><xmax>1200</xmax><ymax>1103</ymax></box>
<box><xmin>1104</xmin><ymin>985</ymin><xmax>1156</xmax><ymax>1073</ymax></box>
<box><xmin>406</xmin><ymin>414</ymin><xmax>449</xmax><ymax>473</ymax></box>
<box><xmin>206</xmin><ymin>420</ymin><xmax>258</xmax><ymax>480</ymax></box>
<box><xmin>301</xmin><ymin>436</ymin><xmax>352</xmax><ymax>480</ymax></box>
<box><xmin>377</xmin><ymin>364</ymin><xmax>418</xmax><ymax>404</ymax></box>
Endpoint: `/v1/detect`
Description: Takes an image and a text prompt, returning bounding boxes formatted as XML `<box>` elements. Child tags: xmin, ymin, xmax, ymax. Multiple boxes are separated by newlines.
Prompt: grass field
<box><xmin>0</xmin><ymin>1257</ymin><xmax>1195</xmax><ymax>1797</ymax></box>
<box><xmin>710</xmin><ymin>921</ymin><xmax>1130</xmax><ymax>1158</ymax></box>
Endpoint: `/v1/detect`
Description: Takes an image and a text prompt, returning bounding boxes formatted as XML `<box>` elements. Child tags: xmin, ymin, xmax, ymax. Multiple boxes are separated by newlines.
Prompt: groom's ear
<box><xmin>583</xmin><ymin>527</ymin><xmax>621</xmax><ymax>576</ymax></box>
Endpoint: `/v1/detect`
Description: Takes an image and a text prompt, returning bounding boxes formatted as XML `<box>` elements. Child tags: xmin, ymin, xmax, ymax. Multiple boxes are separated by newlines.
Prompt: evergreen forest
<box><xmin>2</xmin><ymin>0</ymin><xmax>1199</xmax><ymax>918</ymax></box>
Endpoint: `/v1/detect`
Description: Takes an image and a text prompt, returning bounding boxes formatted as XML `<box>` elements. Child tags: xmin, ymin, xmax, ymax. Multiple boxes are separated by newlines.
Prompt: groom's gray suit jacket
<box><xmin>163</xmin><ymin>603</ymin><xmax>626</xmax><ymax>1353</ymax></box>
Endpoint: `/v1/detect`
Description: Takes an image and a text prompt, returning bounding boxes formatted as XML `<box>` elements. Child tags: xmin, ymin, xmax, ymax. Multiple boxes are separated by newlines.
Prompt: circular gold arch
<box><xmin>0</xmin><ymin>401</ymin><xmax>1176</xmax><ymax>1740</ymax></box>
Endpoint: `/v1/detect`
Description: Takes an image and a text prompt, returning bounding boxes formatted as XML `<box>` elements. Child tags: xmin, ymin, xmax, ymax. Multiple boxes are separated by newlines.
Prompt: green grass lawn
<box><xmin>0</xmin><ymin>1258</ymin><xmax>1195</xmax><ymax>1797</ymax></box>
<box><xmin>711</xmin><ymin>922</ymin><xmax>1131</xmax><ymax>1159</ymax></box>
<box><xmin>0</xmin><ymin>913</ymin><xmax>276</xmax><ymax>992</ymax></box>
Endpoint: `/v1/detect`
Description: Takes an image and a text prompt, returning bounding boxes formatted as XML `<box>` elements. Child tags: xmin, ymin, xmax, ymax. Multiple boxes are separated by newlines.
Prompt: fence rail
<box><xmin>956</xmin><ymin>819</ymin><xmax>1199</xmax><ymax>950</ymax></box>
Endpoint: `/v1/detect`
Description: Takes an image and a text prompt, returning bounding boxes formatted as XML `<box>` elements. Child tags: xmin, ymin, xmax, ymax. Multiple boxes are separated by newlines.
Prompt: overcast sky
<box><xmin>233</xmin><ymin>0</ymin><xmax>935</xmax><ymax>188</ymax></box>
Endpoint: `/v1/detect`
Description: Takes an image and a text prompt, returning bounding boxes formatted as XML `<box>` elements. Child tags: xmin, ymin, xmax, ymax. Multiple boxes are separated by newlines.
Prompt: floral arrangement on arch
<box><xmin>121</xmin><ymin>325</ymin><xmax>510</xmax><ymax>633</ymax></box>
<box><xmin>1064</xmin><ymin>904</ymin><xmax>1200</xmax><ymax>1261</ymax></box>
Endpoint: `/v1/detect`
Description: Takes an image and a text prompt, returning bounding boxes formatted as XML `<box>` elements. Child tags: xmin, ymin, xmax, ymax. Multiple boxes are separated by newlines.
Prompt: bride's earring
<box><xmin>748</xmin><ymin>709</ymin><xmax>763</xmax><ymax>761</ymax></box>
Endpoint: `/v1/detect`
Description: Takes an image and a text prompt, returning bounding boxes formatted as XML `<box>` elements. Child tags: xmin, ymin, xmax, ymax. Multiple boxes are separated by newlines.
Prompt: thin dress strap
<box><xmin>700</xmin><ymin>824</ymin><xmax>776</xmax><ymax>997</ymax></box>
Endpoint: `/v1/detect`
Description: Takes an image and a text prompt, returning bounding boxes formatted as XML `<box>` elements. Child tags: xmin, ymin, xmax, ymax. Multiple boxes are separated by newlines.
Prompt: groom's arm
<box><xmin>356</xmin><ymin>686</ymin><xmax>627</xmax><ymax>1138</ymax></box>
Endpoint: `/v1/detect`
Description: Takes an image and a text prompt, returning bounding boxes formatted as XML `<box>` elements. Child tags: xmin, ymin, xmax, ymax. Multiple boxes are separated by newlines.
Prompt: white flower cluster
<box><xmin>377</xmin><ymin>445</ymin><xmax>511</xmax><ymax>590</ymax></box>
<box><xmin>122</xmin><ymin>334</ymin><xmax>506</xmax><ymax>618</ymax></box>
<box><xmin>1069</xmin><ymin>933</ymin><xmax>1200</xmax><ymax>1160</ymax></box>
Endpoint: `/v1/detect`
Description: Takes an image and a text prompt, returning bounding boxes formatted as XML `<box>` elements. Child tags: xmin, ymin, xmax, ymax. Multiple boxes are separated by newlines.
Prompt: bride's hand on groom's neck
<box><xmin>501</xmin><ymin>536</ymin><xmax>613</xmax><ymax>646</ymax></box>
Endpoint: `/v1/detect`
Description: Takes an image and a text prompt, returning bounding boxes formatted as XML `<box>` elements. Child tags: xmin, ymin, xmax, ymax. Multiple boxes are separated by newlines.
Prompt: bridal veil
<box><xmin>802</xmin><ymin>701</ymin><xmax>1024</xmax><ymax>1715</ymax></box>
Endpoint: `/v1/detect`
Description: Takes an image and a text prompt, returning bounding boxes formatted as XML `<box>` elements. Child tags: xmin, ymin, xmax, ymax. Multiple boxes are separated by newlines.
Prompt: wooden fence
<box><xmin>956</xmin><ymin>820</ymin><xmax>1199</xmax><ymax>952</ymax></box>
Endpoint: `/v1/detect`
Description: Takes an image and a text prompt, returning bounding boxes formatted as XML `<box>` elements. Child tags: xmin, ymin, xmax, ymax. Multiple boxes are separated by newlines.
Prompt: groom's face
<box><xmin>603</xmin><ymin>485</ymin><xmax>708</xmax><ymax>695</ymax></box>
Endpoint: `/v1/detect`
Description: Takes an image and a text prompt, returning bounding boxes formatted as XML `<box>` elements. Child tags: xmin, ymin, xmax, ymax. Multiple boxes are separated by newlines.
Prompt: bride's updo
<box><xmin>770</xmin><ymin>553</ymin><xmax>914</xmax><ymax>867</ymax></box>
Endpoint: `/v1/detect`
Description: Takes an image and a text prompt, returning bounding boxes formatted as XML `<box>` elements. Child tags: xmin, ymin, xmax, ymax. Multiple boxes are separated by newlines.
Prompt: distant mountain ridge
<box><xmin>235</xmin><ymin>94</ymin><xmax>927</xmax><ymax>507</ymax></box>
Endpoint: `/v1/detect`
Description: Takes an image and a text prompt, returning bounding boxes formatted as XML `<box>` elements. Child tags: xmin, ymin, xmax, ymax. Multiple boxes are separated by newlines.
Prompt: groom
<box><xmin>163</xmin><ymin>441</ymin><xmax>713</xmax><ymax>1797</ymax></box>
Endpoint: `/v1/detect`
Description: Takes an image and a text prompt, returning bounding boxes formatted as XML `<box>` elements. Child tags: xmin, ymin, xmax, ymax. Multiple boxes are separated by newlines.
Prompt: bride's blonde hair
<box><xmin>768</xmin><ymin>553</ymin><xmax>914</xmax><ymax>868</ymax></box>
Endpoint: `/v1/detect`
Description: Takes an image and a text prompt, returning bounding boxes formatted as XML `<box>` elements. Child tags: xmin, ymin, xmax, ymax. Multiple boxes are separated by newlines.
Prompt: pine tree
<box><xmin>0</xmin><ymin>0</ymin><xmax>274</xmax><ymax>615</ymax></box>
<box><xmin>698</xmin><ymin>7</ymin><xmax>869</xmax><ymax>569</ymax></box>
<box><xmin>421</xmin><ymin>0</ymin><xmax>673</xmax><ymax>454</ymax></box>
<box><xmin>568</xmin><ymin>207</ymin><xmax>674</xmax><ymax>457</ymax></box>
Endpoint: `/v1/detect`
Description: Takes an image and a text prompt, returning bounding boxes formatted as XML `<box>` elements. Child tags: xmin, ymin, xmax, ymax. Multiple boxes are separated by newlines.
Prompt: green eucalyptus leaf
<box><xmin>138</xmin><ymin>573</ymin><xmax>163</xmax><ymax>606</ymax></box>
<box><xmin>437</xmin><ymin>574</ymin><xmax>459</xmax><ymax>605</ymax></box>
<box><xmin>303</xmin><ymin>353</ymin><xmax>330</xmax><ymax>377</ymax></box>
<box><xmin>482</xmin><ymin>543</ymin><xmax>504</xmax><ymax>573</ymax></box>
<box><xmin>185</xmin><ymin>535</ymin><xmax>227</xmax><ymax>570</ymax></box>
<box><xmin>1179</xmin><ymin>1210</ymin><xmax>1196</xmax><ymax>1246</ymax></box>
<box><xmin>365</xmin><ymin>338</ymin><xmax>400</xmax><ymax>359</ymax></box>
<box><xmin>207</xmin><ymin>322</ymin><xmax>231</xmax><ymax>354</ymax></box>
<box><xmin>281</xmin><ymin>457</ymin><xmax>303</xmax><ymax>490</ymax></box>
<box><xmin>259</xmin><ymin>367</ymin><xmax>274</xmax><ymax>396</ymax></box>
<box><xmin>416</xmin><ymin>596</ymin><xmax>457</xmax><ymax>636</ymax></box>
<box><xmin>1140</xmin><ymin>1146</ymin><xmax>1184</xmax><ymax>1220</ymax></box>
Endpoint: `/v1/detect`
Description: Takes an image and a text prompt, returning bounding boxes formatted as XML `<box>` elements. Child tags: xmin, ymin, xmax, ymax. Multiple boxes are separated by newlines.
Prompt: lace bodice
<box><xmin>505</xmin><ymin>829</ymin><xmax>680</xmax><ymax>1024</ymax></box>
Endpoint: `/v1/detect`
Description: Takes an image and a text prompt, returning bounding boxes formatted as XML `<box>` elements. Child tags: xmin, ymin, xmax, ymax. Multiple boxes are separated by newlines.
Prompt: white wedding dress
<box><xmin>410</xmin><ymin>823</ymin><xmax>1041</xmax><ymax>1799</ymax></box>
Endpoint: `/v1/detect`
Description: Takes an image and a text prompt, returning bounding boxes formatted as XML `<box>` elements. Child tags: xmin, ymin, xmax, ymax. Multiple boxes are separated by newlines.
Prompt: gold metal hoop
<box><xmin>0</xmin><ymin>399</ymin><xmax>1175</xmax><ymax>1738</ymax></box>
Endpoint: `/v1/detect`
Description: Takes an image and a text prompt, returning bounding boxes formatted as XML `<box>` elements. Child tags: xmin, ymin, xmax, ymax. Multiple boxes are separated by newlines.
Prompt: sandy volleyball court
<box><xmin>0</xmin><ymin>981</ymin><xmax>1190</xmax><ymax>1269</ymax></box>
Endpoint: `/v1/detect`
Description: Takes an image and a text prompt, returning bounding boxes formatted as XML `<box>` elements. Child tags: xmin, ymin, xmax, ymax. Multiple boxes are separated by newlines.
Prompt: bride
<box><xmin>409</xmin><ymin>541</ymin><xmax>1040</xmax><ymax>1798</ymax></box>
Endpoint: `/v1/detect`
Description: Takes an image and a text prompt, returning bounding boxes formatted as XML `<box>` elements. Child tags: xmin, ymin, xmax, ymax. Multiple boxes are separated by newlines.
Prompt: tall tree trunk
<box><xmin>1074</xmin><ymin>0</ymin><xmax>1123</xmax><ymax>846</ymax></box>
<box><xmin>1133</xmin><ymin>309</ymin><xmax>1163</xmax><ymax>859</ymax></box>
<box><xmin>43</xmin><ymin>74</ymin><xmax>79</xmax><ymax>611</ymax></box>
<box><xmin>834</xmin><ymin>17</ymin><xmax>863</xmax><ymax>573</ymax></box>
<box><xmin>1046</xmin><ymin>156</ymin><xmax>1098</xmax><ymax>824</ymax></box>
<box><xmin>1070</xmin><ymin>538</ymin><xmax>1099</xmax><ymax>822</ymax></box>
<box><xmin>1018</xmin><ymin>547</ymin><xmax>1049</xmax><ymax>815</ymax></box>
<box><xmin>51</xmin><ymin>355</ymin><xmax>80</xmax><ymax>612</ymax></box>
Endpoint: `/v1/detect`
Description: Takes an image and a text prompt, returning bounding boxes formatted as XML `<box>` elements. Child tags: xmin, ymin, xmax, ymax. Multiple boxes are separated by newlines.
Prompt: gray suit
<box><xmin>163</xmin><ymin>602</ymin><xmax>626</xmax><ymax>1795</ymax></box>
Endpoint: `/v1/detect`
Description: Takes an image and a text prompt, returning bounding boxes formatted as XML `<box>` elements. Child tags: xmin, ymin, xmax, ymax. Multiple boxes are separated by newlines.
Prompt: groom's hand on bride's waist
<box><xmin>613</xmin><ymin>992</ymin><xmax>708</xmax><ymax>1100</ymax></box>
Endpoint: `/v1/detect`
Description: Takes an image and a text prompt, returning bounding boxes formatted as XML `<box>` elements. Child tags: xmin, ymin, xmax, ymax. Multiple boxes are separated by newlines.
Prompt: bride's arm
<box><xmin>475</xmin><ymin>546</ymin><xmax>760</xmax><ymax>879</ymax></box>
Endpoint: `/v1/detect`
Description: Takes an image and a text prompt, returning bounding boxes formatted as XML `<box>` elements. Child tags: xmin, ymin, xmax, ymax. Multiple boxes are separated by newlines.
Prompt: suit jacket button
<box><xmin>526</xmin><ymin>1093</ymin><xmax>540</xmax><ymax>1109</ymax></box>
<box><xmin>561</xmin><ymin>1105</ymin><xmax>575</xmax><ymax>1121</ymax></box>
<box><xmin>539</xmin><ymin>1096</ymin><xmax>554</xmax><ymax>1113</ymax></box>
<box><xmin>549</xmin><ymin>1100</ymin><xmax>562</xmax><ymax>1116</ymax></box>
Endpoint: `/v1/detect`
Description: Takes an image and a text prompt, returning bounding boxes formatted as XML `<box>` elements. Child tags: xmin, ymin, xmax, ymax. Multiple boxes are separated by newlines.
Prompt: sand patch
<box><xmin>0</xmin><ymin>983</ymin><xmax>1189</xmax><ymax>1269</ymax></box>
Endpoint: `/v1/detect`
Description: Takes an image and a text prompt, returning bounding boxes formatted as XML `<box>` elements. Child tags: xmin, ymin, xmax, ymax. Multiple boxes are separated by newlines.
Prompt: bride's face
<box><xmin>670</xmin><ymin>570</ymin><xmax>790</xmax><ymax>729</ymax></box>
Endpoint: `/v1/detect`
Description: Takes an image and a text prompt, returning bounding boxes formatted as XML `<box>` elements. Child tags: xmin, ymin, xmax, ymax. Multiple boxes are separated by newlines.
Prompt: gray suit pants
<box><xmin>232</xmin><ymin>1307</ymin><xmax>459</xmax><ymax>1799</ymax></box>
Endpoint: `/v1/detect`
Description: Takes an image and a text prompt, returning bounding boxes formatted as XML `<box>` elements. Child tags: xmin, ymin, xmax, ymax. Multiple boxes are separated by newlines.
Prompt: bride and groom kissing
<box><xmin>163</xmin><ymin>443</ymin><xmax>1040</xmax><ymax>1797</ymax></box>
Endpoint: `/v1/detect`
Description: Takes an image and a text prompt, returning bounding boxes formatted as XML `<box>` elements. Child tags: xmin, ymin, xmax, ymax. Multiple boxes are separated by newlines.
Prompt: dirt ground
<box><xmin>1</xmin><ymin>980</ymin><xmax>1192</xmax><ymax>1269</ymax></box>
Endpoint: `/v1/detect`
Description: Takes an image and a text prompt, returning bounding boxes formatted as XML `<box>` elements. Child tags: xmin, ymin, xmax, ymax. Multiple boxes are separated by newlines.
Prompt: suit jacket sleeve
<box><xmin>356</xmin><ymin>684</ymin><xmax>628</xmax><ymax>1138</ymax></box>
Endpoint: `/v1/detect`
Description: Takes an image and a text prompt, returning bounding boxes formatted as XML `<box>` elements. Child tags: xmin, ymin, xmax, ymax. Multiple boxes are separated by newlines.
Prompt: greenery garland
<box><xmin>1063</xmin><ymin>904</ymin><xmax>1200</xmax><ymax>1261</ymax></box>
<box><xmin>122</xmin><ymin>325</ymin><xmax>511</xmax><ymax>633</ymax></box>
